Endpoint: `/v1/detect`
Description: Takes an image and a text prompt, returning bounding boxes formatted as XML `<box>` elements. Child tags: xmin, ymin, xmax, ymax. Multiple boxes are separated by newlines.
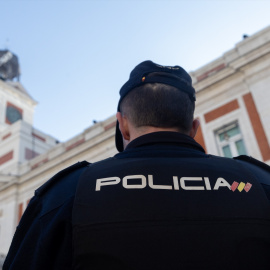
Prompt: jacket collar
<box><xmin>125</xmin><ymin>131</ymin><xmax>205</xmax><ymax>153</ymax></box>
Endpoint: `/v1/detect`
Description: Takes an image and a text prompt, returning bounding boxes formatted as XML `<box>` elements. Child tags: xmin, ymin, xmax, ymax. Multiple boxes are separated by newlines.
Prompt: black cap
<box><xmin>116</xmin><ymin>60</ymin><xmax>196</xmax><ymax>152</ymax></box>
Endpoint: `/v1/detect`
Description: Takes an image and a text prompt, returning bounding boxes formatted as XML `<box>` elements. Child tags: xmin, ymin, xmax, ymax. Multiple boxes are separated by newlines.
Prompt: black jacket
<box><xmin>3</xmin><ymin>161</ymin><xmax>89</xmax><ymax>270</ymax></box>
<box><xmin>4</xmin><ymin>132</ymin><xmax>270</xmax><ymax>270</ymax></box>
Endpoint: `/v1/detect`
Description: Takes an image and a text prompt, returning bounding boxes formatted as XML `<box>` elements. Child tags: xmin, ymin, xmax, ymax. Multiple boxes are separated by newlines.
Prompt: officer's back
<box><xmin>72</xmin><ymin>61</ymin><xmax>270</xmax><ymax>269</ymax></box>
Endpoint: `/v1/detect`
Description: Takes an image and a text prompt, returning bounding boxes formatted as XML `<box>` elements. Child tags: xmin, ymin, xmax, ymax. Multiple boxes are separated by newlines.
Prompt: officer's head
<box><xmin>115</xmin><ymin>60</ymin><xmax>199</xmax><ymax>152</ymax></box>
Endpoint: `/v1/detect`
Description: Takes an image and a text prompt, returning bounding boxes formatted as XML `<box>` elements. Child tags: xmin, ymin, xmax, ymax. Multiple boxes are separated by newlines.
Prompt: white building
<box><xmin>0</xmin><ymin>25</ymin><xmax>270</xmax><ymax>258</ymax></box>
<box><xmin>191</xmin><ymin>25</ymin><xmax>270</xmax><ymax>163</ymax></box>
<box><xmin>0</xmin><ymin>79</ymin><xmax>59</xmax><ymax>256</ymax></box>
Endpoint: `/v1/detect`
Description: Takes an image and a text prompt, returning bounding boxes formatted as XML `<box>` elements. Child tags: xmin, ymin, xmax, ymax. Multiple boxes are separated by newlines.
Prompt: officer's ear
<box><xmin>189</xmin><ymin>118</ymin><xmax>200</xmax><ymax>138</ymax></box>
<box><xmin>116</xmin><ymin>112</ymin><xmax>130</xmax><ymax>141</ymax></box>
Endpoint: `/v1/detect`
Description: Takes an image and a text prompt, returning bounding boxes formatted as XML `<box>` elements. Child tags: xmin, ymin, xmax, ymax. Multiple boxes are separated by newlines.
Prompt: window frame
<box><xmin>215</xmin><ymin>122</ymin><xmax>247</xmax><ymax>158</ymax></box>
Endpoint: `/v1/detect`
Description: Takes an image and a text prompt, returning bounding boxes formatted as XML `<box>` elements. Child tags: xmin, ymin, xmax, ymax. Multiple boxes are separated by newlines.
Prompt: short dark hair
<box><xmin>120</xmin><ymin>83</ymin><xmax>195</xmax><ymax>133</ymax></box>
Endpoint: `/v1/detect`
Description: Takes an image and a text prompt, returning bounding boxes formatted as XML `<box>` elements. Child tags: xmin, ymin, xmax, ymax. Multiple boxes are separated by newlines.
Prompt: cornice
<box><xmin>0</xmin><ymin>80</ymin><xmax>37</xmax><ymax>106</ymax></box>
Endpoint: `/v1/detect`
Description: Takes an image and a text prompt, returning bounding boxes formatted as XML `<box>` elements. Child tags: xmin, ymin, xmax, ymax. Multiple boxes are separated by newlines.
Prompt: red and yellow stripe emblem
<box><xmin>231</xmin><ymin>181</ymin><xmax>252</xmax><ymax>192</ymax></box>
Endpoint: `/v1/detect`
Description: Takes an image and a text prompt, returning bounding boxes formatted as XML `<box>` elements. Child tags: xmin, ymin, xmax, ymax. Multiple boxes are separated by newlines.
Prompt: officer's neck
<box><xmin>116</xmin><ymin>112</ymin><xmax>199</xmax><ymax>150</ymax></box>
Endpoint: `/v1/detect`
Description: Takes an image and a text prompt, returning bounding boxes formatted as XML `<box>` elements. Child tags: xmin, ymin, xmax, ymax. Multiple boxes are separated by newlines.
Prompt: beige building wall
<box><xmin>192</xmin><ymin>25</ymin><xmax>270</xmax><ymax>164</ymax></box>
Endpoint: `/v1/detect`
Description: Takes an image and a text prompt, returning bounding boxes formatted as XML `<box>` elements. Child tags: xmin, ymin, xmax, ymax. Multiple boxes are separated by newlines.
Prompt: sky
<box><xmin>1</xmin><ymin>0</ymin><xmax>270</xmax><ymax>142</ymax></box>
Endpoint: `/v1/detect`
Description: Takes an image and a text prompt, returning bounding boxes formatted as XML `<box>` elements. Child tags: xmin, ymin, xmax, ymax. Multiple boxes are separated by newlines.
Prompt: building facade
<box><xmin>0</xmin><ymin>25</ymin><xmax>270</xmax><ymax>257</ymax></box>
<box><xmin>192</xmin><ymin>26</ymin><xmax>270</xmax><ymax>163</ymax></box>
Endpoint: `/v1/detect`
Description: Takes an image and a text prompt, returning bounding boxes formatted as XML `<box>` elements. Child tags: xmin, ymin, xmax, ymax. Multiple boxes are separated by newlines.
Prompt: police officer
<box><xmin>4</xmin><ymin>61</ymin><xmax>270</xmax><ymax>270</ymax></box>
